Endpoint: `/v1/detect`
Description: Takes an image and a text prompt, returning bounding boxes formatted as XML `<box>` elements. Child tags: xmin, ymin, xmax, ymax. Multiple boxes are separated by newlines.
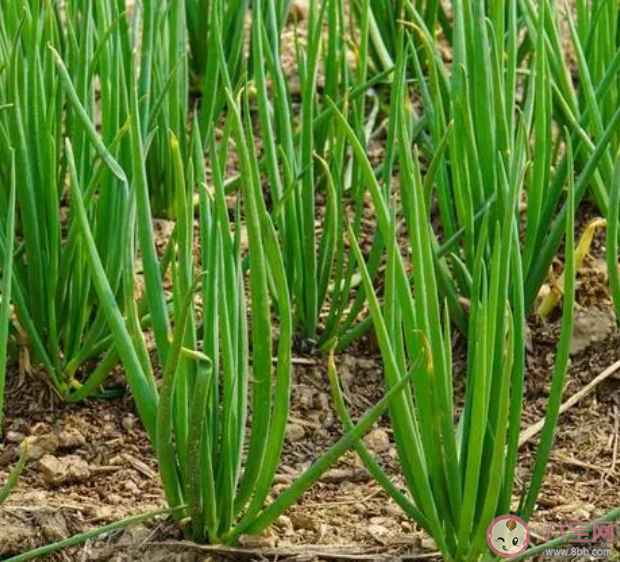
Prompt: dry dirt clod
<box><xmin>107</xmin><ymin>493</ymin><xmax>124</xmax><ymax>505</ymax></box>
<box><xmin>58</xmin><ymin>428</ymin><xmax>86</xmax><ymax>449</ymax></box>
<box><xmin>286</xmin><ymin>423</ymin><xmax>306</xmax><ymax>443</ymax></box>
<box><xmin>570</xmin><ymin>307</ymin><xmax>615</xmax><ymax>355</ymax></box>
<box><xmin>317</xmin><ymin>392</ymin><xmax>330</xmax><ymax>412</ymax></box>
<box><xmin>6</xmin><ymin>431</ymin><xmax>25</xmax><ymax>444</ymax></box>
<box><xmin>121</xmin><ymin>452</ymin><xmax>157</xmax><ymax>479</ymax></box>
<box><xmin>0</xmin><ymin>514</ymin><xmax>38</xmax><ymax>555</ymax></box>
<box><xmin>23</xmin><ymin>434</ymin><xmax>59</xmax><ymax>461</ymax></box>
<box><xmin>296</xmin><ymin>384</ymin><xmax>315</xmax><ymax>409</ymax></box>
<box><xmin>38</xmin><ymin>454</ymin><xmax>91</xmax><ymax>485</ymax></box>
<box><xmin>37</xmin><ymin>512</ymin><xmax>70</xmax><ymax>542</ymax></box>
<box><xmin>364</xmin><ymin>428</ymin><xmax>390</xmax><ymax>453</ymax></box>
<box><xmin>290</xmin><ymin>512</ymin><xmax>318</xmax><ymax>532</ymax></box>
<box><xmin>381</xmin><ymin>505</ymin><xmax>403</xmax><ymax>518</ymax></box>
<box><xmin>321</xmin><ymin>467</ymin><xmax>372</xmax><ymax>483</ymax></box>
<box><xmin>275</xmin><ymin>515</ymin><xmax>295</xmax><ymax>536</ymax></box>
<box><xmin>124</xmin><ymin>479</ymin><xmax>140</xmax><ymax>494</ymax></box>
<box><xmin>370</xmin><ymin>516</ymin><xmax>393</xmax><ymax>527</ymax></box>
<box><xmin>239</xmin><ymin>530</ymin><xmax>276</xmax><ymax>548</ymax></box>
<box><xmin>368</xmin><ymin>523</ymin><xmax>391</xmax><ymax>541</ymax></box>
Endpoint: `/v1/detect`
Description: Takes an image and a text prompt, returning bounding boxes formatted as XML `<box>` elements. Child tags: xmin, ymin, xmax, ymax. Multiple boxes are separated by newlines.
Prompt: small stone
<box><xmin>23</xmin><ymin>434</ymin><xmax>59</xmax><ymax>461</ymax></box>
<box><xmin>381</xmin><ymin>505</ymin><xmax>402</xmax><ymax>518</ymax></box>
<box><xmin>368</xmin><ymin>523</ymin><xmax>390</xmax><ymax>538</ymax></box>
<box><xmin>364</xmin><ymin>428</ymin><xmax>390</xmax><ymax>453</ymax></box>
<box><xmin>121</xmin><ymin>416</ymin><xmax>136</xmax><ymax>432</ymax></box>
<box><xmin>38</xmin><ymin>455</ymin><xmax>91</xmax><ymax>485</ymax></box>
<box><xmin>286</xmin><ymin>423</ymin><xmax>306</xmax><ymax>443</ymax></box>
<box><xmin>6</xmin><ymin>431</ymin><xmax>25</xmax><ymax>444</ymax></box>
<box><xmin>290</xmin><ymin>512</ymin><xmax>318</xmax><ymax>532</ymax></box>
<box><xmin>370</xmin><ymin>516</ymin><xmax>392</xmax><ymax>527</ymax></box>
<box><xmin>124</xmin><ymin>480</ymin><xmax>140</xmax><ymax>494</ymax></box>
<box><xmin>58</xmin><ymin>429</ymin><xmax>86</xmax><ymax>449</ymax></box>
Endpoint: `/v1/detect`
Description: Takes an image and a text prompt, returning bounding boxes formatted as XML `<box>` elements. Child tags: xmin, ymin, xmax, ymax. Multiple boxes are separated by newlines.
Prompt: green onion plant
<box><xmin>66</xmin><ymin>38</ymin><xmax>413</xmax><ymax>537</ymax></box>
<box><xmin>347</xmin><ymin>0</ymin><xmax>620</xmax><ymax>324</ymax></box>
<box><xmin>248</xmin><ymin>0</ymin><xmax>395</xmax><ymax>348</ymax></box>
<box><xmin>0</xmin><ymin>1</ymin><xmax>135</xmax><ymax>399</ymax></box>
<box><xmin>516</xmin><ymin>0</ymin><xmax>620</xmax><ymax>311</ymax></box>
<box><xmin>385</xmin><ymin>0</ymin><xmax>620</xmax><ymax>327</ymax></box>
<box><xmin>142</xmin><ymin>0</ymin><xmax>289</xmax><ymax>216</ymax></box>
<box><xmin>138</xmin><ymin>0</ymin><xmax>190</xmax><ymax>216</ymax></box>
<box><xmin>328</xmin><ymin>71</ymin><xmax>579</xmax><ymax>560</ymax></box>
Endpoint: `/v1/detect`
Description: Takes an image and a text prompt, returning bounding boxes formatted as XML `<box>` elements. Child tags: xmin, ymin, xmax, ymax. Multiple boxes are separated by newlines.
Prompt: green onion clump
<box><xmin>245</xmin><ymin>0</ymin><xmax>355</xmax><ymax>344</ymax></box>
<box><xmin>69</xmin><ymin>67</ymin><xmax>415</xmax><ymax>541</ymax></box>
<box><xmin>329</xmin><ymin>52</ymin><xmax>579</xmax><ymax>558</ymax></box>
<box><xmin>396</xmin><ymin>0</ymin><xmax>620</xmax><ymax>324</ymax></box>
<box><xmin>0</xmin><ymin>1</ymin><xmax>134</xmax><ymax>398</ymax></box>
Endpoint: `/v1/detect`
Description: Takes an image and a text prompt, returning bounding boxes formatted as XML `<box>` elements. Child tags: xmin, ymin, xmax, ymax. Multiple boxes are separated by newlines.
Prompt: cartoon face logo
<box><xmin>487</xmin><ymin>515</ymin><xmax>530</xmax><ymax>557</ymax></box>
